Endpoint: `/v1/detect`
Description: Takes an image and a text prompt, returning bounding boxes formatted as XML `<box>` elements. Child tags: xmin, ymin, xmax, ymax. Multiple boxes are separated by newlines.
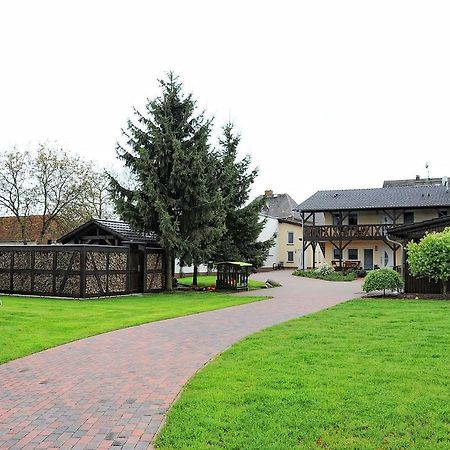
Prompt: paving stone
<box><xmin>0</xmin><ymin>272</ymin><xmax>361</xmax><ymax>448</ymax></box>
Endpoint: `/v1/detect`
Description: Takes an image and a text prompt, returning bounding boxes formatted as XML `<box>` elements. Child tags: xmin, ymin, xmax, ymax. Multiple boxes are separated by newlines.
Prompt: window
<box><xmin>287</xmin><ymin>231</ymin><xmax>294</xmax><ymax>245</ymax></box>
<box><xmin>403</xmin><ymin>211</ymin><xmax>414</xmax><ymax>224</ymax></box>
<box><xmin>333</xmin><ymin>248</ymin><xmax>342</xmax><ymax>260</ymax></box>
<box><xmin>348</xmin><ymin>249</ymin><xmax>358</xmax><ymax>260</ymax></box>
<box><xmin>287</xmin><ymin>251</ymin><xmax>294</xmax><ymax>263</ymax></box>
<box><xmin>332</xmin><ymin>213</ymin><xmax>342</xmax><ymax>225</ymax></box>
<box><xmin>348</xmin><ymin>212</ymin><xmax>358</xmax><ymax>225</ymax></box>
<box><xmin>438</xmin><ymin>209</ymin><xmax>448</xmax><ymax>217</ymax></box>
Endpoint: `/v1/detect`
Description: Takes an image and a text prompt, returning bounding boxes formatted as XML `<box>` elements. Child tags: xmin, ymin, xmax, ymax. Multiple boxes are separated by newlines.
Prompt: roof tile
<box><xmin>297</xmin><ymin>185</ymin><xmax>450</xmax><ymax>211</ymax></box>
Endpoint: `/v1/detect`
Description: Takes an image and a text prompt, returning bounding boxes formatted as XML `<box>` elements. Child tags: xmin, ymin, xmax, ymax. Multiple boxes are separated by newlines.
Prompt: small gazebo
<box><xmin>216</xmin><ymin>261</ymin><xmax>252</xmax><ymax>291</ymax></box>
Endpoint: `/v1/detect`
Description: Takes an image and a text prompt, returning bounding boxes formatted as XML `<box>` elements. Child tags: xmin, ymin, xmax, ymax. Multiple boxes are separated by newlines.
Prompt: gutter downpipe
<box><xmin>385</xmin><ymin>231</ymin><xmax>405</xmax><ymax>293</ymax></box>
<box><xmin>295</xmin><ymin>206</ymin><xmax>306</xmax><ymax>271</ymax></box>
<box><xmin>301</xmin><ymin>214</ymin><xmax>305</xmax><ymax>270</ymax></box>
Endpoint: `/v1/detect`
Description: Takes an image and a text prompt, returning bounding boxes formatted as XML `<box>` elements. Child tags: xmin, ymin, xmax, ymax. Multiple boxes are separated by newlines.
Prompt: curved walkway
<box><xmin>0</xmin><ymin>271</ymin><xmax>362</xmax><ymax>449</ymax></box>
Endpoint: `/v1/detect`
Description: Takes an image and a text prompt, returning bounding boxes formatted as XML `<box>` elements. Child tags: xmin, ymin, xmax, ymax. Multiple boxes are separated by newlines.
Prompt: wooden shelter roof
<box><xmin>58</xmin><ymin>218</ymin><xmax>159</xmax><ymax>245</ymax></box>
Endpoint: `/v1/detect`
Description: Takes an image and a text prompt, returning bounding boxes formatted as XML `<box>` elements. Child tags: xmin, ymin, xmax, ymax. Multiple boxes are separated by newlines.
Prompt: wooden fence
<box><xmin>0</xmin><ymin>245</ymin><xmax>165</xmax><ymax>298</ymax></box>
<box><xmin>404</xmin><ymin>272</ymin><xmax>449</xmax><ymax>295</ymax></box>
<box><xmin>403</xmin><ymin>260</ymin><xmax>449</xmax><ymax>295</ymax></box>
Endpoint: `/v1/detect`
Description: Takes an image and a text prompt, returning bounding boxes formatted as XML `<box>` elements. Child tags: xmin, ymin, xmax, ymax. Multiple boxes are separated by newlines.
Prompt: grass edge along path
<box><xmin>0</xmin><ymin>291</ymin><xmax>267</xmax><ymax>365</ymax></box>
<box><xmin>156</xmin><ymin>298</ymin><xmax>450</xmax><ymax>450</ymax></box>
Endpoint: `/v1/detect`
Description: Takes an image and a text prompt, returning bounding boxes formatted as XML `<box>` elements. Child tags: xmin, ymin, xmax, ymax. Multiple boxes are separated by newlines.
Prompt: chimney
<box><xmin>264</xmin><ymin>190</ymin><xmax>273</xmax><ymax>197</ymax></box>
<box><xmin>415</xmin><ymin>175</ymin><xmax>420</xmax><ymax>181</ymax></box>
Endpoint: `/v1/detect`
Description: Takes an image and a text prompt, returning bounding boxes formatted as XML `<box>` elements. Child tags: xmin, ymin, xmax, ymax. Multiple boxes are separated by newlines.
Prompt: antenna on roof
<box><xmin>425</xmin><ymin>161</ymin><xmax>430</xmax><ymax>180</ymax></box>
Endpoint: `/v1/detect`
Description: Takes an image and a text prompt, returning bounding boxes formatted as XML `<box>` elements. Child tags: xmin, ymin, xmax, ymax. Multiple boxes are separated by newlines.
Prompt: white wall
<box><xmin>258</xmin><ymin>216</ymin><xmax>279</xmax><ymax>268</ymax></box>
<box><xmin>175</xmin><ymin>260</ymin><xmax>212</xmax><ymax>276</ymax></box>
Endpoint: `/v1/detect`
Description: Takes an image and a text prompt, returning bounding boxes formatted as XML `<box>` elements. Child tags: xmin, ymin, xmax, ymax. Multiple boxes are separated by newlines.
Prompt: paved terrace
<box><xmin>0</xmin><ymin>271</ymin><xmax>363</xmax><ymax>449</ymax></box>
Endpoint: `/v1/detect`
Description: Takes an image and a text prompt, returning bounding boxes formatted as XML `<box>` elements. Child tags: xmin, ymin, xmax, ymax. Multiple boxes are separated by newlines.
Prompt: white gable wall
<box><xmin>258</xmin><ymin>216</ymin><xmax>279</xmax><ymax>268</ymax></box>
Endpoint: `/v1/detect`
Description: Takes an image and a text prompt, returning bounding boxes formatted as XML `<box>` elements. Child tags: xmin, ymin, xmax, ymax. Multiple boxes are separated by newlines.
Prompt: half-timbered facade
<box><xmin>0</xmin><ymin>219</ymin><xmax>165</xmax><ymax>298</ymax></box>
<box><xmin>297</xmin><ymin>183</ymin><xmax>450</xmax><ymax>270</ymax></box>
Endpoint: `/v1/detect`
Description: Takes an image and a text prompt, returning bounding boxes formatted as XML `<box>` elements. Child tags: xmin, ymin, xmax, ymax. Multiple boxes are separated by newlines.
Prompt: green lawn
<box><xmin>0</xmin><ymin>291</ymin><xmax>266</xmax><ymax>364</ymax></box>
<box><xmin>177</xmin><ymin>275</ymin><xmax>266</xmax><ymax>290</ymax></box>
<box><xmin>156</xmin><ymin>299</ymin><xmax>450</xmax><ymax>450</ymax></box>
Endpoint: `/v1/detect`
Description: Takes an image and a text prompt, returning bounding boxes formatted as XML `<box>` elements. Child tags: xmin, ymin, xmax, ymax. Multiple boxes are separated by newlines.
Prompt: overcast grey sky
<box><xmin>1</xmin><ymin>1</ymin><xmax>449</xmax><ymax>203</ymax></box>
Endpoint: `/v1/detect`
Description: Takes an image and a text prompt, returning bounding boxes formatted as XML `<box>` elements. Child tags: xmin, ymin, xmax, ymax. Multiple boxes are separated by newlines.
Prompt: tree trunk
<box><xmin>19</xmin><ymin>218</ymin><xmax>27</xmax><ymax>244</ymax></box>
<box><xmin>443</xmin><ymin>281</ymin><xmax>448</xmax><ymax>297</ymax></box>
<box><xmin>165</xmin><ymin>249</ymin><xmax>173</xmax><ymax>291</ymax></box>
<box><xmin>193</xmin><ymin>265</ymin><xmax>198</xmax><ymax>287</ymax></box>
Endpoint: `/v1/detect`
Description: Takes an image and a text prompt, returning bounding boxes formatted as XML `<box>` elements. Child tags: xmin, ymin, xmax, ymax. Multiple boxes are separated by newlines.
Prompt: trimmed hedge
<box><xmin>293</xmin><ymin>269</ymin><xmax>357</xmax><ymax>282</ymax></box>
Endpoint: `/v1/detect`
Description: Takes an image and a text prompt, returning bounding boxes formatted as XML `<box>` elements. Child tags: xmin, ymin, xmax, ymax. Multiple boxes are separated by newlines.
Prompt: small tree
<box><xmin>363</xmin><ymin>268</ymin><xmax>403</xmax><ymax>296</ymax></box>
<box><xmin>407</xmin><ymin>228</ymin><xmax>450</xmax><ymax>296</ymax></box>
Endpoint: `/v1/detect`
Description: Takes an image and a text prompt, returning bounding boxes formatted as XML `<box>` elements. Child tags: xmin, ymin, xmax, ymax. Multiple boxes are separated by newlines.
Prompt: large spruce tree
<box><xmin>109</xmin><ymin>73</ymin><xmax>224</xmax><ymax>290</ymax></box>
<box><xmin>212</xmin><ymin>123</ymin><xmax>274</xmax><ymax>266</ymax></box>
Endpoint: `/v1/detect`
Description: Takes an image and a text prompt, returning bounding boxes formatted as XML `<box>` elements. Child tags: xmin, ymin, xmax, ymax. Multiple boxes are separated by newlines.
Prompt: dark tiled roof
<box><xmin>388</xmin><ymin>216</ymin><xmax>450</xmax><ymax>240</ymax></box>
<box><xmin>260</xmin><ymin>193</ymin><xmax>301</xmax><ymax>220</ymax></box>
<box><xmin>58</xmin><ymin>219</ymin><xmax>158</xmax><ymax>244</ymax></box>
<box><xmin>297</xmin><ymin>185</ymin><xmax>450</xmax><ymax>212</ymax></box>
<box><xmin>94</xmin><ymin>219</ymin><xmax>158</xmax><ymax>242</ymax></box>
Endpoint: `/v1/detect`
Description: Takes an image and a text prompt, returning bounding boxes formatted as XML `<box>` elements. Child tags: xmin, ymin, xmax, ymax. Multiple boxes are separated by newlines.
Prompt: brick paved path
<box><xmin>0</xmin><ymin>271</ymin><xmax>362</xmax><ymax>449</ymax></box>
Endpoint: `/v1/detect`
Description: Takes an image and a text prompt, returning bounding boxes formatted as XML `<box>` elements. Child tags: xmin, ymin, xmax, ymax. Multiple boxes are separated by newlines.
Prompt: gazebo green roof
<box><xmin>216</xmin><ymin>261</ymin><xmax>252</xmax><ymax>267</ymax></box>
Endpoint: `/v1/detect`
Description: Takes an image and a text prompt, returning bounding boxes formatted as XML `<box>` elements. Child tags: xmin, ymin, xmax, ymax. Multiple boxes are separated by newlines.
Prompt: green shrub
<box><xmin>363</xmin><ymin>268</ymin><xmax>403</xmax><ymax>295</ymax></box>
<box><xmin>293</xmin><ymin>269</ymin><xmax>356</xmax><ymax>282</ymax></box>
<box><xmin>315</xmin><ymin>263</ymin><xmax>335</xmax><ymax>276</ymax></box>
<box><xmin>407</xmin><ymin>227</ymin><xmax>450</xmax><ymax>296</ymax></box>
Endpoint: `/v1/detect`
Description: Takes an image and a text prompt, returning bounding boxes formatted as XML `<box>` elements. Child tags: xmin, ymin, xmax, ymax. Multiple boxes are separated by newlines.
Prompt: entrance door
<box><xmin>129</xmin><ymin>247</ymin><xmax>145</xmax><ymax>293</ymax></box>
<box><xmin>364</xmin><ymin>249</ymin><xmax>374</xmax><ymax>270</ymax></box>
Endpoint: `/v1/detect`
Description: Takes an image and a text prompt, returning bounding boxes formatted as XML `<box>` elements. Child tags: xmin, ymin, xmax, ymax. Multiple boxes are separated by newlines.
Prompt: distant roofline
<box><xmin>297</xmin><ymin>185</ymin><xmax>450</xmax><ymax>212</ymax></box>
<box><xmin>311</xmin><ymin>185</ymin><xmax>446</xmax><ymax>194</ymax></box>
<box><xmin>299</xmin><ymin>204</ymin><xmax>449</xmax><ymax>212</ymax></box>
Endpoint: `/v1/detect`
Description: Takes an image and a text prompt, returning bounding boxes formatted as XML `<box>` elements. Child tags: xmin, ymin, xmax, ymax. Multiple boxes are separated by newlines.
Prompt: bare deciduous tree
<box><xmin>0</xmin><ymin>149</ymin><xmax>34</xmax><ymax>243</ymax></box>
<box><xmin>33</xmin><ymin>144</ymin><xmax>93</xmax><ymax>241</ymax></box>
<box><xmin>0</xmin><ymin>143</ymin><xmax>116</xmax><ymax>242</ymax></box>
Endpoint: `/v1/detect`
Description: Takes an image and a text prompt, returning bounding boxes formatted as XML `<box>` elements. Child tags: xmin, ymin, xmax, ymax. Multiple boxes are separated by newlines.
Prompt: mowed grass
<box><xmin>177</xmin><ymin>275</ymin><xmax>266</xmax><ymax>290</ymax></box>
<box><xmin>156</xmin><ymin>299</ymin><xmax>450</xmax><ymax>450</ymax></box>
<box><xmin>0</xmin><ymin>291</ymin><xmax>266</xmax><ymax>364</ymax></box>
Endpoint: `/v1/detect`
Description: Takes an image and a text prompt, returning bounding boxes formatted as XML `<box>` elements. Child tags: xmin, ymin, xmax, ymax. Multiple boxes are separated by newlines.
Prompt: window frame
<box><xmin>287</xmin><ymin>231</ymin><xmax>294</xmax><ymax>245</ymax></box>
<box><xmin>332</xmin><ymin>213</ymin><xmax>342</xmax><ymax>226</ymax></box>
<box><xmin>348</xmin><ymin>212</ymin><xmax>358</xmax><ymax>226</ymax></box>
<box><xmin>287</xmin><ymin>251</ymin><xmax>294</xmax><ymax>263</ymax></box>
<box><xmin>403</xmin><ymin>211</ymin><xmax>414</xmax><ymax>224</ymax></box>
